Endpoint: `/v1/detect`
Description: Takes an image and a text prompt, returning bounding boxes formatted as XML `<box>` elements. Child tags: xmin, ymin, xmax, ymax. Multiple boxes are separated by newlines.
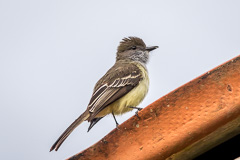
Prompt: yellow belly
<box><xmin>97</xmin><ymin>63</ymin><xmax>149</xmax><ymax>116</ymax></box>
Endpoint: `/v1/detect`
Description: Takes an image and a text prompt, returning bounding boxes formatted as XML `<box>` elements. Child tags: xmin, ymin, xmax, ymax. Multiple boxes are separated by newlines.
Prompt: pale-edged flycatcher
<box><xmin>50</xmin><ymin>37</ymin><xmax>158</xmax><ymax>151</ymax></box>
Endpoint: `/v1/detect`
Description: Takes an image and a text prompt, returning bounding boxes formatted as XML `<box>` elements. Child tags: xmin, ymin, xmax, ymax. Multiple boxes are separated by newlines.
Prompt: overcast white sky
<box><xmin>0</xmin><ymin>0</ymin><xmax>240</xmax><ymax>160</ymax></box>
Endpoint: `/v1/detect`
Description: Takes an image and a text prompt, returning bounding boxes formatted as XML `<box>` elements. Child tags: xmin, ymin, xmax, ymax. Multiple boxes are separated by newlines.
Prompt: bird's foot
<box><xmin>129</xmin><ymin>106</ymin><xmax>143</xmax><ymax>118</ymax></box>
<box><xmin>112</xmin><ymin>111</ymin><xmax>120</xmax><ymax>130</ymax></box>
<box><xmin>116</xmin><ymin>123</ymin><xmax>120</xmax><ymax>130</ymax></box>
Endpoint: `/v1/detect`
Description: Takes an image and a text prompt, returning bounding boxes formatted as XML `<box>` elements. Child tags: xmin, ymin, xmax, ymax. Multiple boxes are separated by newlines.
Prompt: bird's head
<box><xmin>116</xmin><ymin>37</ymin><xmax>158</xmax><ymax>64</ymax></box>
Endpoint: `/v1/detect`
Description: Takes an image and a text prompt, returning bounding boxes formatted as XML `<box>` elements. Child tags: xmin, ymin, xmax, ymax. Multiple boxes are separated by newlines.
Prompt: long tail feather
<box><xmin>50</xmin><ymin>110</ymin><xmax>89</xmax><ymax>151</ymax></box>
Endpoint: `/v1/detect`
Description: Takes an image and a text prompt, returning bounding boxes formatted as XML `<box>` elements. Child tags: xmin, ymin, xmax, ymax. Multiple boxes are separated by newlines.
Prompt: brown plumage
<box><xmin>87</xmin><ymin>61</ymin><xmax>143</xmax><ymax>120</ymax></box>
<box><xmin>50</xmin><ymin>37</ymin><xmax>158</xmax><ymax>151</ymax></box>
<box><xmin>117</xmin><ymin>37</ymin><xmax>146</xmax><ymax>53</ymax></box>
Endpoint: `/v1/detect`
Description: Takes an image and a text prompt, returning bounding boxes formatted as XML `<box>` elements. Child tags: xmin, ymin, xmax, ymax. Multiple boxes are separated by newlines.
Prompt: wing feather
<box><xmin>87</xmin><ymin>62</ymin><xmax>143</xmax><ymax>121</ymax></box>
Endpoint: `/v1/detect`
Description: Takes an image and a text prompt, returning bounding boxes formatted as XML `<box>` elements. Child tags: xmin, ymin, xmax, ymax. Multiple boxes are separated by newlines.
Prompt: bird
<box><xmin>50</xmin><ymin>37</ymin><xmax>158</xmax><ymax>151</ymax></box>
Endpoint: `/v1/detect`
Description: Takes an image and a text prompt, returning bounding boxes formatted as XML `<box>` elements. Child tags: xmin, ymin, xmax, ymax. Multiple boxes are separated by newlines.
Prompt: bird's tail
<box><xmin>50</xmin><ymin>110</ymin><xmax>89</xmax><ymax>152</ymax></box>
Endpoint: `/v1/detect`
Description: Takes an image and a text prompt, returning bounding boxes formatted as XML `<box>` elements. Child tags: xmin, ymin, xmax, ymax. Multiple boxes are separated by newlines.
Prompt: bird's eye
<box><xmin>131</xmin><ymin>46</ymin><xmax>136</xmax><ymax>50</ymax></box>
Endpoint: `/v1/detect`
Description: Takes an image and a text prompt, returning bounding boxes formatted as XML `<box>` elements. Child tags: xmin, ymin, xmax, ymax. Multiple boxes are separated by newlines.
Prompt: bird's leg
<box><xmin>112</xmin><ymin>111</ymin><xmax>119</xmax><ymax>130</ymax></box>
<box><xmin>129</xmin><ymin>106</ymin><xmax>143</xmax><ymax>118</ymax></box>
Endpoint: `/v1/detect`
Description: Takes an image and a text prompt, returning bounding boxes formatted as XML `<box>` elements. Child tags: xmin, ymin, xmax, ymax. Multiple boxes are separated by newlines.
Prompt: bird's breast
<box><xmin>110</xmin><ymin>63</ymin><xmax>149</xmax><ymax>115</ymax></box>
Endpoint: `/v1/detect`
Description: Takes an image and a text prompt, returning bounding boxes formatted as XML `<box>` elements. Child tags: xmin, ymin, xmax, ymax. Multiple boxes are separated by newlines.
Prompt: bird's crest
<box><xmin>117</xmin><ymin>37</ymin><xmax>146</xmax><ymax>53</ymax></box>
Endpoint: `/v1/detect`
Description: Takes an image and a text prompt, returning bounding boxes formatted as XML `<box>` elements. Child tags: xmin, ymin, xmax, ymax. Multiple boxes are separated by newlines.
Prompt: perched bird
<box><xmin>50</xmin><ymin>37</ymin><xmax>158</xmax><ymax>151</ymax></box>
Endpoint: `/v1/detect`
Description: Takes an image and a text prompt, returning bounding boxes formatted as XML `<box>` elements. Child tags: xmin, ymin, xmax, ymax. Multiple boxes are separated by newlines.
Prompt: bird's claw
<box><xmin>129</xmin><ymin>106</ymin><xmax>143</xmax><ymax>118</ymax></box>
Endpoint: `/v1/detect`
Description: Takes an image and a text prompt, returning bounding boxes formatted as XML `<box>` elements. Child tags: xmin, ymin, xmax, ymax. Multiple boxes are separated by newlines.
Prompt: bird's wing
<box><xmin>87</xmin><ymin>62</ymin><xmax>143</xmax><ymax>121</ymax></box>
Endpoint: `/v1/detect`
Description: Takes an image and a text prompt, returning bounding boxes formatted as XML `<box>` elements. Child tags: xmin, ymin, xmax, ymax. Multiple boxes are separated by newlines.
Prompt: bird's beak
<box><xmin>146</xmin><ymin>46</ymin><xmax>158</xmax><ymax>52</ymax></box>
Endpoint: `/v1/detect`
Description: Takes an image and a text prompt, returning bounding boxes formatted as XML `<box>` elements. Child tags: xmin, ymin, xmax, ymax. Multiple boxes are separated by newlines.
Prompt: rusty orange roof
<box><xmin>67</xmin><ymin>55</ymin><xmax>240</xmax><ymax>160</ymax></box>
